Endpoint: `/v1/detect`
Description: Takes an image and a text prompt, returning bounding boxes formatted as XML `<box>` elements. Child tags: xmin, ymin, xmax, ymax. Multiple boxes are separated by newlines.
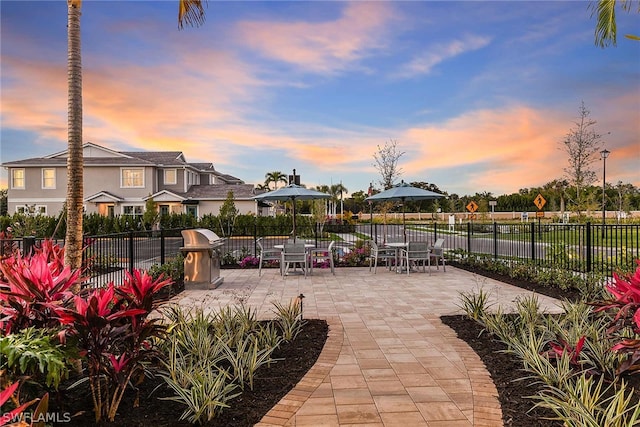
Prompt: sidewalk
<box><xmin>170</xmin><ymin>265</ymin><xmax>562</xmax><ymax>426</ymax></box>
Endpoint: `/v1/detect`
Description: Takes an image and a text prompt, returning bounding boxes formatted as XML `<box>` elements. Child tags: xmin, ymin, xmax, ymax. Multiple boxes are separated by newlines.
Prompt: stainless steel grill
<box><xmin>180</xmin><ymin>229</ymin><xmax>225</xmax><ymax>289</ymax></box>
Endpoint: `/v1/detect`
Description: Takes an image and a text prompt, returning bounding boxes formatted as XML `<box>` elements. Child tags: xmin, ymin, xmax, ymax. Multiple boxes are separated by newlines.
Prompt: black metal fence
<box><xmin>463</xmin><ymin>221</ymin><xmax>639</xmax><ymax>276</ymax></box>
<box><xmin>1</xmin><ymin>221</ymin><xmax>638</xmax><ymax>287</ymax></box>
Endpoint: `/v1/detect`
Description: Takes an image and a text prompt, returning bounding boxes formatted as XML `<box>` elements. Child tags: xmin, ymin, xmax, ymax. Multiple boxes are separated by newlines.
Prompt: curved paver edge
<box><xmin>256</xmin><ymin>316</ymin><xmax>344</xmax><ymax>426</ymax></box>
<box><xmin>439</xmin><ymin>318</ymin><xmax>504</xmax><ymax>427</ymax></box>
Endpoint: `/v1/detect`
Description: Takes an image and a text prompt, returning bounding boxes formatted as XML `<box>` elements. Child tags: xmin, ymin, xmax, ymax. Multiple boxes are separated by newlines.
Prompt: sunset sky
<box><xmin>1</xmin><ymin>1</ymin><xmax>639</xmax><ymax>196</ymax></box>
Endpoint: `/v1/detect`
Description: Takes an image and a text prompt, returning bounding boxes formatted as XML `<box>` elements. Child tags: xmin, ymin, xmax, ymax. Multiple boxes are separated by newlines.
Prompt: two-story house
<box><xmin>2</xmin><ymin>142</ymin><xmax>261</xmax><ymax>218</ymax></box>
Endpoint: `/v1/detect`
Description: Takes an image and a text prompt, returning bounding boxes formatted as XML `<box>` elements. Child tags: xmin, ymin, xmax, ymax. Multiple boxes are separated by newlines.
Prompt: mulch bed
<box><xmin>47</xmin><ymin>319</ymin><xmax>328</xmax><ymax>426</ymax></box>
<box><xmin>443</xmin><ymin>262</ymin><xmax>640</xmax><ymax>426</ymax></box>
<box><xmin>46</xmin><ymin>265</ymin><xmax>639</xmax><ymax>426</ymax></box>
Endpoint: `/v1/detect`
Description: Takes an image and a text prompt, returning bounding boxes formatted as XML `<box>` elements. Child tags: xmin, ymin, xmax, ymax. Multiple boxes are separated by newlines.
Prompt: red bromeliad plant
<box><xmin>545</xmin><ymin>336</ymin><xmax>586</xmax><ymax>368</ymax></box>
<box><xmin>55</xmin><ymin>271</ymin><xmax>172</xmax><ymax>423</ymax></box>
<box><xmin>0</xmin><ymin>240</ymin><xmax>83</xmax><ymax>334</ymax></box>
<box><xmin>593</xmin><ymin>259</ymin><xmax>640</xmax><ymax>375</ymax></box>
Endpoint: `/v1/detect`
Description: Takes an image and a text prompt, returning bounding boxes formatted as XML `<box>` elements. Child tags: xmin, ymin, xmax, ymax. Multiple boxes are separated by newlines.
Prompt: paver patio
<box><xmin>170</xmin><ymin>265</ymin><xmax>562</xmax><ymax>426</ymax></box>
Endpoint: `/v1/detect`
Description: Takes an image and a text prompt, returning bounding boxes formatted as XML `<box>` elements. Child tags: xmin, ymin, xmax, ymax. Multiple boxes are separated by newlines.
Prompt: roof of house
<box><xmin>122</xmin><ymin>151</ymin><xmax>187</xmax><ymax>166</ymax></box>
<box><xmin>2</xmin><ymin>142</ymin><xmax>245</xmax><ymax>184</ymax></box>
<box><xmin>145</xmin><ymin>184</ymin><xmax>257</xmax><ymax>202</ymax></box>
<box><xmin>185</xmin><ymin>184</ymin><xmax>257</xmax><ymax>200</ymax></box>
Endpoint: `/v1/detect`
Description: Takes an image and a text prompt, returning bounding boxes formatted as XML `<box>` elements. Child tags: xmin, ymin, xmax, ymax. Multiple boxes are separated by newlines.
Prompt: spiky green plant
<box><xmin>272</xmin><ymin>298</ymin><xmax>306</xmax><ymax>342</ymax></box>
<box><xmin>514</xmin><ymin>294</ymin><xmax>543</xmax><ymax>328</ymax></box>
<box><xmin>457</xmin><ymin>286</ymin><xmax>493</xmax><ymax>323</ymax></box>
<box><xmin>222</xmin><ymin>334</ymin><xmax>278</xmax><ymax>390</ymax></box>
<box><xmin>533</xmin><ymin>374</ymin><xmax>640</xmax><ymax>427</ymax></box>
<box><xmin>160</xmin><ymin>365</ymin><xmax>240</xmax><ymax>424</ymax></box>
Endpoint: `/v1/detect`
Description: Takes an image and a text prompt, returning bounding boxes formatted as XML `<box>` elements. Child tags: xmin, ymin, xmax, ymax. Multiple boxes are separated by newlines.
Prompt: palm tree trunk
<box><xmin>65</xmin><ymin>0</ymin><xmax>84</xmax><ymax>288</ymax></box>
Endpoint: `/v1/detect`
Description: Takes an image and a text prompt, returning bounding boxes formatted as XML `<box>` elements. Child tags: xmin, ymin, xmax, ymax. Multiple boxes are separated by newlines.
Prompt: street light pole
<box><xmin>600</xmin><ymin>149</ymin><xmax>610</xmax><ymax>239</ymax></box>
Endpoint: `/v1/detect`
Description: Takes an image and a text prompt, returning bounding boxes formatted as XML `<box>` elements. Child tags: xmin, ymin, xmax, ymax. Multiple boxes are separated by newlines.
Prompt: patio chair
<box><xmin>309</xmin><ymin>241</ymin><xmax>336</xmax><ymax>275</ymax></box>
<box><xmin>429</xmin><ymin>238</ymin><xmax>446</xmax><ymax>271</ymax></box>
<box><xmin>257</xmin><ymin>238</ymin><xmax>281</xmax><ymax>276</ymax></box>
<box><xmin>367</xmin><ymin>240</ymin><xmax>396</xmax><ymax>273</ymax></box>
<box><xmin>281</xmin><ymin>241</ymin><xmax>308</xmax><ymax>278</ymax></box>
<box><xmin>400</xmin><ymin>241</ymin><xmax>431</xmax><ymax>275</ymax></box>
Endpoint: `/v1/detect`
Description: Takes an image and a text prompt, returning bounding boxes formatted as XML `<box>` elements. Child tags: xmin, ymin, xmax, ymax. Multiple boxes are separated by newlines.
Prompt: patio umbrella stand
<box><xmin>253</xmin><ymin>183</ymin><xmax>330</xmax><ymax>242</ymax></box>
<box><xmin>365</xmin><ymin>180</ymin><xmax>445</xmax><ymax>242</ymax></box>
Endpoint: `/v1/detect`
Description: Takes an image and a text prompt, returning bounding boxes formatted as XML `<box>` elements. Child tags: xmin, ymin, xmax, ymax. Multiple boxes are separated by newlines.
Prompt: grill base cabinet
<box><xmin>180</xmin><ymin>229</ymin><xmax>224</xmax><ymax>289</ymax></box>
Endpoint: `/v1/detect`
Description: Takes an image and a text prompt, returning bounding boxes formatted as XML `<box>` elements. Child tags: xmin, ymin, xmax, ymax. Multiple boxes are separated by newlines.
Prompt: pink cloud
<box><xmin>397</xmin><ymin>100</ymin><xmax>639</xmax><ymax>194</ymax></box>
<box><xmin>394</xmin><ymin>34</ymin><xmax>492</xmax><ymax>79</ymax></box>
<box><xmin>234</xmin><ymin>2</ymin><xmax>396</xmax><ymax>74</ymax></box>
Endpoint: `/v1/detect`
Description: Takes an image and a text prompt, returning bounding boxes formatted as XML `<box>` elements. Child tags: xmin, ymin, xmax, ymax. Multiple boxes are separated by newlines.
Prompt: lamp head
<box><xmin>600</xmin><ymin>149</ymin><xmax>610</xmax><ymax>160</ymax></box>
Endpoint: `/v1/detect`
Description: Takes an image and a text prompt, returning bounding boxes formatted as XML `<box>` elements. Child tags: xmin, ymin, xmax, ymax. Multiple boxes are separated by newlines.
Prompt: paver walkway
<box><xmin>170</xmin><ymin>266</ymin><xmax>562</xmax><ymax>426</ymax></box>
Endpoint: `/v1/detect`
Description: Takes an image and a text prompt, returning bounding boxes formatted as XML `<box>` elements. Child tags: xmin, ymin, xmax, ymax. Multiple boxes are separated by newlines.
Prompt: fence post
<box><xmin>586</xmin><ymin>222</ymin><xmax>592</xmax><ymax>273</ymax></box>
<box><xmin>160</xmin><ymin>228</ymin><xmax>165</xmax><ymax>265</ymax></box>
<box><xmin>129</xmin><ymin>230</ymin><xmax>135</xmax><ymax>274</ymax></box>
<box><xmin>493</xmin><ymin>222</ymin><xmax>498</xmax><ymax>259</ymax></box>
<box><xmin>22</xmin><ymin>236</ymin><xmax>36</xmax><ymax>256</ymax></box>
<box><xmin>254</xmin><ymin>221</ymin><xmax>258</xmax><ymax>256</ymax></box>
<box><xmin>433</xmin><ymin>222</ymin><xmax>438</xmax><ymax>242</ymax></box>
<box><xmin>530</xmin><ymin>222</ymin><xmax>535</xmax><ymax>262</ymax></box>
<box><xmin>467</xmin><ymin>222</ymin><xmax>471</xmax><ymax>253</ymax></box>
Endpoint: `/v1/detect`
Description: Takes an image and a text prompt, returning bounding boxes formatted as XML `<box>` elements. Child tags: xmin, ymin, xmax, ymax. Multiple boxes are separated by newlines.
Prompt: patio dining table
<box><xmin>273</xmin><ymin>243</ymin><xmax>316</xmax><ymax>275</ymax></box>
<box><xmin>384</xmin><ymin>241</ymin><xmax>408</xmax><ymax>273</ymax></box>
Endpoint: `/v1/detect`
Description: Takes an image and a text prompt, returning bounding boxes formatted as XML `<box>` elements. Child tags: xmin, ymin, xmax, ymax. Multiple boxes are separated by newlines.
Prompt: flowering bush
<box><xmin>594</xmin><ymin>259</ymin><xmax>640</xmax><ymax>375</ymax></box>
<box><xmin>312</xmin><ymin>259</ymin><xmax>332</xmax><ymax>269</ymax></box>
<box><xmin>239</xmin><ymin>256</ymin><xmax>260</xmax><ymax>268</ymax></box>
<box><xmin>340</xmin><ymin>246</ymin><xmax>368</xmax><ymax>266</ymax></box>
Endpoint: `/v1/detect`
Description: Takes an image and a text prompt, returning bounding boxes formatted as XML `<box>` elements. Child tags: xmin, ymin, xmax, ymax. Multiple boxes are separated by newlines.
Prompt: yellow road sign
<box><xmin>466</xmin><ymin>201</ymin><xmax>479</xmax><ymax>213</ymax></box>
<box><xmin>534</xmin><ymin>194</ymin><xmax>546</xmax><ymax>210</ymax></box>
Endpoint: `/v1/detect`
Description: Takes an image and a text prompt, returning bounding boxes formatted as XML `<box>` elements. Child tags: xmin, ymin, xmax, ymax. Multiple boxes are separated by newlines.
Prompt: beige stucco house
<box><xmin>2</xmin><ymin>142</ymin><xmax>262</xmax><ymax>218</ymax></box>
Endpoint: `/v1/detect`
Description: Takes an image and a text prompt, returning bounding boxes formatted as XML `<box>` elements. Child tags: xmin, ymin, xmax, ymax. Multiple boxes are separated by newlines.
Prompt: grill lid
<box><xmin>181</xmin><ymin>229</ymin><xmax>223</xmax><ymax>247</ymax></box>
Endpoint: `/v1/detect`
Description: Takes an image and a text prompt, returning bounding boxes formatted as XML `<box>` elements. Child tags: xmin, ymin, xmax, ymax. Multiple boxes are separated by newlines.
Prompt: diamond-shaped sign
<box><xmin>466</xmin><ymin>201</ymin><xmax>479</xmax><ymax>213</ymax></box>
<box><xmin>534</xmin><ymin>194</ymin><xmax>546</xmax><ymax>210</ymax></box>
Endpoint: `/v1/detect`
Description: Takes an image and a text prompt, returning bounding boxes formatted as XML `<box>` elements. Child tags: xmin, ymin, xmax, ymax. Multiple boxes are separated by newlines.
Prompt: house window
<box><xmin>164</xmin><ymin>169</ymin><xmax>177</xmax><ymax>185</ymax></box>
<box><xmin>186</xmin><ymin>205</ymin><xmax>198</xmax><ymax>217</ymax></box>
<box><xmin>42</xmin><ymin>168</ymin><xmax>56</xmax><ymax>189</ymax></box>
<box><xmin>123</xmin><ymin>205</ymin><xmax>144</xmax><ymax>216</ymax></box>
<box><xmin>121</xmin><ymin>168</ymin><xmax>144</xmax><ymax>188</ymax></box>
<box><xmin>11</xmin><ymin>169</ymin><xmax>25</xmax><ymax>189</ymax></box>
<box><xmin>159</xmin><ymin>205</ymin><xmax>170</xmax><ymax>216</ymax></box>
<box><xmin>16</xmin><ymin>205</ymin><xmax>46</xmax><ymax>215</ymax></box>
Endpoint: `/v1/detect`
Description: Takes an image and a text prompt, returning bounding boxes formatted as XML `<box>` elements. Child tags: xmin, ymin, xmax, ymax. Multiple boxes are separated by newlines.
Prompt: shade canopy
<box><xmin>365</xmin><ymin>181</ymin><xmax>444</xmax><ymax>202</ymax></box>
<box><xmin>365</xmin><ymin>181</ymin><xmax>445</xmax><ymax>242</ymax></box>
<box><xmin>253</xmin><ymin>184</ymin><xmax>331</xmax><ymax>202</ymax></box>
<box><xmin>253</xmin><ymin>184</ymin><xmax>330</xmax><ymax>241</ymax></box>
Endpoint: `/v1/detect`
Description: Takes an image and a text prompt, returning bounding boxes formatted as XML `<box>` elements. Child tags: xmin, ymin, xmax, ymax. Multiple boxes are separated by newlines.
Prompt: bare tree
<box><xmin>615</xmin><ymin>180</ymin><xmax>635</xmax><ymax>217</ymax></box>
<box><xmin>560</xmin><ymin>102</ymin><xmax>605</xmax><ymax>215</ymax></box>
<box><xmin>373</xmin><ymin>139</ymin><xmax>405</xmax><ymax>189</ymax></box>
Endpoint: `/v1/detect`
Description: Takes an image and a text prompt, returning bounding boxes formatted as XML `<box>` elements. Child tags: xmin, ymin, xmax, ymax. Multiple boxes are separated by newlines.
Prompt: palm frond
<box><xmin>178</xmin><ymin>0</ymin><xmax>207</xmax><ymax>30</ymax></box>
